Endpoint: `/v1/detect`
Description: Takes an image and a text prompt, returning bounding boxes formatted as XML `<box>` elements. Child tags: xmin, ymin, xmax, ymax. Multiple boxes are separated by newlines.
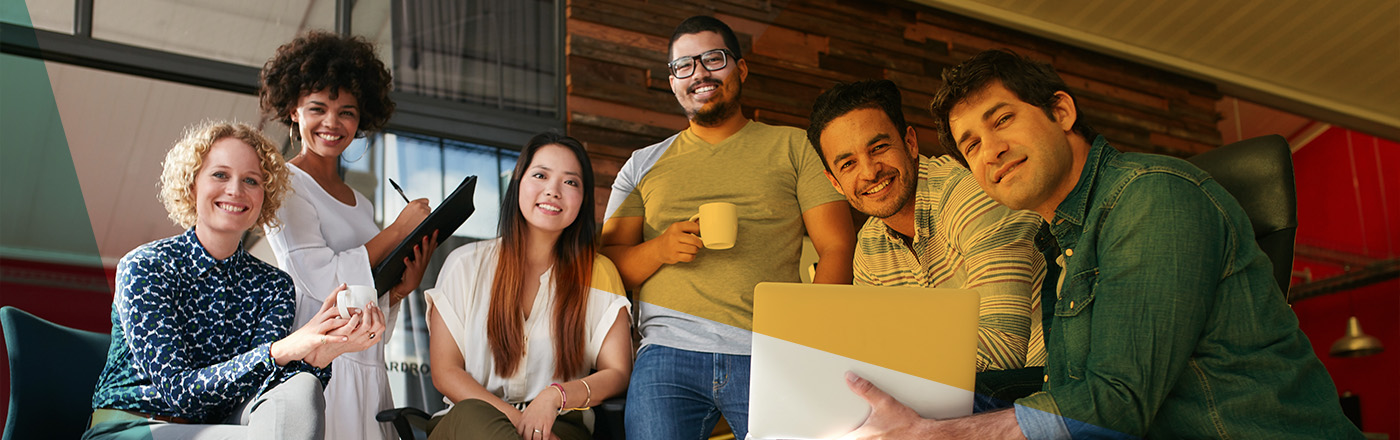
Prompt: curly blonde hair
<box><xmin>159</xmin><ymin>121</ymin><xmax>291</xmax><ymax>230</ymax></box>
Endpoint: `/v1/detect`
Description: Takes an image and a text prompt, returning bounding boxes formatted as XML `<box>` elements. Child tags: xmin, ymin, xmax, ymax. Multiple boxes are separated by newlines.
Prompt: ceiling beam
<box><xmin>1</xmin><ymin>23</ymin><xmax>562</xmax><ymax>149</ymax></box>
<box><xmin>1</xmin><ymin>22</ymin><xmax>260</xmax><ymax>94</ymax></box>
<box><xmin>909</xmin><ymin>0</ymin><xmax>1400</xmax><ymax>141</ymax></box>
<box><xmin>1295</xmin><ymin>244</ymin><xmax>1379</xmax><ymax>269</ymax></box>
<box><xmin>1289</xmin><ymin>259</ymin><xmax>1400</xmax><ymax>303</ymax></box>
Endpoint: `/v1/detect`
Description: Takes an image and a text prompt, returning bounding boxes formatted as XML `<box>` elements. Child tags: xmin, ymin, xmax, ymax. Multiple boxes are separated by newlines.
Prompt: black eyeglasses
<box><xmin>668</xmin><ymin>49</ymin><xmax>733</xmax><ymax>79</ymax></box>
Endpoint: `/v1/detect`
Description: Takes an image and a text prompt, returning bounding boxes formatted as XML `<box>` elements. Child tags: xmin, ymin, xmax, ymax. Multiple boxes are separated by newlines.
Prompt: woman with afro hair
<box><xmin>259</xmin><ymin>30</ymin><xmax>439</xmax><ymax>440</ymax></box>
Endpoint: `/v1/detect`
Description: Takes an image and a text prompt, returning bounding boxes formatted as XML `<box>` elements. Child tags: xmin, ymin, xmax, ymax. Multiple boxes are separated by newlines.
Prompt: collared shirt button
<box><xmin>1065</xmin><ymin>248</ymin><xmax>1074</xmax><ymax>257</ymax></box>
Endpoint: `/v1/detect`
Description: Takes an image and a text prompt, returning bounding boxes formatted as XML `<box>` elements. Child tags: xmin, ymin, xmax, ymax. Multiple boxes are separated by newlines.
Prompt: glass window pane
<box><xmin>392</xmin><ymin>0</ymin><xmax>559</xmax><ymax>117</ymax></box>
<box><xmin>443</xmin><ymin>139</ymin><xmax>509</xmax><ymax>239</ymax></box>
<box><xmin>5</xmin><ymin>0</ymin><xmax>74</xmax><ymax>34</ymax></box>
<box><xmin>91</xmin><ymin>0</ymin><xmax>334</xmax><ymax>67</ymax></box>
<box><xmin>378</xmin><ymin>131</ymin><xmax>515</xmax><ymax>240</ymax></box>
<box><xmin>499</xmin><ymin>149</ymin><xmax>519</xmax><ymax>209</ymax></box>
<box><xmin>352</xmin><ymin>0</ymin><xmax>393</xmax><ymax>68</ymax></box>
<box><xmin>383</xmin><ymin>133</ymin><xmax>445</xmax><ymax>226</ymax></box>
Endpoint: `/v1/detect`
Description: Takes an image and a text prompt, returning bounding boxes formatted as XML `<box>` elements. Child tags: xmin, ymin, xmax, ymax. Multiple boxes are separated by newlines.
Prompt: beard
<box><xmin>687</xmin><ymin>81</ymin><xmax>743</xmax><ymax>127</ymax></box>
<box><xmin>858</xmin><ymin>168</ymin><xmax>918</xmax><ymax>219</ymax></box>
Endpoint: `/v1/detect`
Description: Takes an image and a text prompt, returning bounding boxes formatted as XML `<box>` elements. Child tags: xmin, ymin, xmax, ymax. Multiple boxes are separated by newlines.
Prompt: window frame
<box><xmin>0</xmin><ymin>0</ymin><xmax>566</xmax><ymax>149</ymax></box>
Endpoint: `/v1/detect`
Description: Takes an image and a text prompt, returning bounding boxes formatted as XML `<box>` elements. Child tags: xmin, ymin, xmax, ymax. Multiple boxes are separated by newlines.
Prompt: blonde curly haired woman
<box><xmin>83</xmin><ymin>121</ymin><xmax>382</xmax><ymax>440</ymax></box>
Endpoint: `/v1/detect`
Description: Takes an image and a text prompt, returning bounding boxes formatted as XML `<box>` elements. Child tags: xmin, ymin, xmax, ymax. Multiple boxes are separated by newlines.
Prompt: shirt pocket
<box><xmin>1053</xmin><ymin>267</ymin><xmax>1098</xmax><ymax>381</ymax></box>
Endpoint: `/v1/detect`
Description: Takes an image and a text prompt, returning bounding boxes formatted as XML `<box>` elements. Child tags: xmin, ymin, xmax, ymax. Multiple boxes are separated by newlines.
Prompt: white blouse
<box><xmin>264</xmin><ymin>164</ymin><xmax>384</xmax><ymax>328</ymax></box>
<box><xmin>425</xmin><ymin>238</ymin><xmax>630</xmax><ymax>406</ymax></box>
<box><xmin>263</xmin><ymin>163</ymin><xmax>397</xmax><ymax>440</ymax></box>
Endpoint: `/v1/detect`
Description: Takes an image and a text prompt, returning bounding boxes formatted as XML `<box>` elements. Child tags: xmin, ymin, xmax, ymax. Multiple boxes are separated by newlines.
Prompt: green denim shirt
<box><xmin>1014</xmin><ymin>137</ymin><xmax>1360</xmax><ymax>439</ymax></box>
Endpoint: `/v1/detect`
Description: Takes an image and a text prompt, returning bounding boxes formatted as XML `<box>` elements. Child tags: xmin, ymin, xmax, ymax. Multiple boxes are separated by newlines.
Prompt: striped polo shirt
<box><xmin>854</xmin><ymin>155</ymin><xmax>1047</xmax><ymax>371</ymax></box>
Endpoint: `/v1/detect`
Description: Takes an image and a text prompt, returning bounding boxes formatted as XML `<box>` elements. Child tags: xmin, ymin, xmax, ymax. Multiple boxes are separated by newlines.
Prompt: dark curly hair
<box><xmin>259</xmin><ymin>30</ymin><xmax>395</xmax><ymax>136</ymax></box>
<box><xmin>930</xmin><ymin>49</ymin><xmax>1096</xmax><ymax>167</ymax></box>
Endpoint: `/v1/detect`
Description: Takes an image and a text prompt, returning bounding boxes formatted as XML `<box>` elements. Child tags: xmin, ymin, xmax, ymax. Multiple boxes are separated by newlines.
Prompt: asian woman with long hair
<box><xmin>425</xmin><ymin>133</ymin><xmax>631</xmax><ymax>440</ymax></box>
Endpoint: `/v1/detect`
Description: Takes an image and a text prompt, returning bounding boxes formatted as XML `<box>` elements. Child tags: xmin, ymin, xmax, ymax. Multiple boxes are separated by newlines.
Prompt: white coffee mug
<box><xmin>688</xmin><ymin>202</ymin><xmax>738</xmax><ymax>250</ymax></box>
<box><xmin>337</xmin><ymin>285</ymin><xmax>378</xmax><ymax>319</ymax></box>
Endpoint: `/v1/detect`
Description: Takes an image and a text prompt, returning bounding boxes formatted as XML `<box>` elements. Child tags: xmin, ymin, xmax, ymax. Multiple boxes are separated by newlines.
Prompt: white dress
<box><xmin>424</xmin><ymin>238</ymin><xmax>629</xmax><ymax>412</ymax></box>
<box><xmin>264</xmin><ymin>163</ymin><xmax>397</xmax><ymax>440</ymax></box>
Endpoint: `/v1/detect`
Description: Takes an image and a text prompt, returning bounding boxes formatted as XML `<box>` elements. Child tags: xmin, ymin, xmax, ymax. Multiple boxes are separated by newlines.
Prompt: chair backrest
<box><xmin>1</xmin><ymin>306</ymin><xmax>111</xmax><ymax>440</ymax></box>
<box><xmin>1186</xmin><ymin>134</ymin><xmax>1298</xmax><ymax>299</ymax></box>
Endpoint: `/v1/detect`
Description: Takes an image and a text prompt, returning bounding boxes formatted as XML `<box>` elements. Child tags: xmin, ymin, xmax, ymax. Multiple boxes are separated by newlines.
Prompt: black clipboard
<box><xmin>372</xmin><ymin>175</ymin><xmax>477</xmax><ymax>295</ymax></box>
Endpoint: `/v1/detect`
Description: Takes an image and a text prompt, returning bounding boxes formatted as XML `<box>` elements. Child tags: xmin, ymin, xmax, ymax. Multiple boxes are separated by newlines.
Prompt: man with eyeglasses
<box><xmin>600</xmin><ymin>15</ymin><xmax>855</xmax><ymax>440</ymax></box>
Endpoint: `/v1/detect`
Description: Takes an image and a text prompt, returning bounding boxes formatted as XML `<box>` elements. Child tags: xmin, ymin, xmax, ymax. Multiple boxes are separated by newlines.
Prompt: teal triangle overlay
<box><xmin>1</xmin><ymin>7</ymin><xmax>104</xmax><ymax>267</ymax></box>
<box><xmin>0</xmin><ymin>0</ymin><xmax>37</xmax><ymax>27</ymax></box>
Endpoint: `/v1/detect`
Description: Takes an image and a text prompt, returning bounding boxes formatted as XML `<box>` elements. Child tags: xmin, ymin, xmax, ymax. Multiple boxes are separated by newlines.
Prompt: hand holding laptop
<box><xmin>837</xmin><ymin>372</ymin><xmax>925</xmax><ymax>440</ymax></box>
<box><xmin>748</xmin><ymin>283</ymin><xmax>979</xmax><ymax>439</ymax></box>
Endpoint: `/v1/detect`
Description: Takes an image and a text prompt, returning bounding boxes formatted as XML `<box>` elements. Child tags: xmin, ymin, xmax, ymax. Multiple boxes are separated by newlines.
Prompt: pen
<box><xmin>389</xmin><ymin>178</ymin><xmax>410</xmax><ymax>203</ymax></box>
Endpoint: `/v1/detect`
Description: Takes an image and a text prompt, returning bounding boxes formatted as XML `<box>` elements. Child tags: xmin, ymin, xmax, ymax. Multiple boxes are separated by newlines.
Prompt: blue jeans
<box><xmin>625</xmin><ymin>344</ymin><xmax>750</xmax><ymax>440</ymax></box>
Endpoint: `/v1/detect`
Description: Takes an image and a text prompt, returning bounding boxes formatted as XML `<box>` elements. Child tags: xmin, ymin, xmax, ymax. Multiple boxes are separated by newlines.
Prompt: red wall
<box><xmin>1290</xmin><ymin>127</ymin><xmax>1400</xmax><ymax>436</ymax></box>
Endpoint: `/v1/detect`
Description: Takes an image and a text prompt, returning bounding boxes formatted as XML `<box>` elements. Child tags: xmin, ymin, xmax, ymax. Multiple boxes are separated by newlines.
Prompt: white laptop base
<box><xmin>749</xmin><ymin>333</ymin><xmax>974</xmax><ymax>439</ymax></box>
<box><xmin>747</xmin><ymin>282</ymin><xmax>979</xmax><ymax>439</ymax></box>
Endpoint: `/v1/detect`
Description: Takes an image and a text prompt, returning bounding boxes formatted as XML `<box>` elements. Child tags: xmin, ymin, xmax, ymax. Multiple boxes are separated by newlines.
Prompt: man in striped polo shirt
<box><xmin>807</xmin><ymin>80</ymin><xmax>1047</xmax><ymax>403</ymax></box>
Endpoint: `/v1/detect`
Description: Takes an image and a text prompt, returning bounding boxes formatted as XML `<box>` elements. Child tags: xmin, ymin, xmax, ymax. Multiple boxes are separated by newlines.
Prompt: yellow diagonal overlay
<box><xmin>591</xmin><ymin>255</ymin><xmax>627</xmax><ymax>298</ymax></box>
<box><xmin>752</xmin><ymin>283</ymin><xmax>979</xmax><ymax>391</ymax></box>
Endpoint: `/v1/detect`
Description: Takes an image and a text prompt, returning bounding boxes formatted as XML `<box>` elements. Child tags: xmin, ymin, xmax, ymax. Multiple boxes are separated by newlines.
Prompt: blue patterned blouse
<box><xmin>90</xmin><ymin>228</ymin><xmax>330</xmax><ymax>423</ymax></box>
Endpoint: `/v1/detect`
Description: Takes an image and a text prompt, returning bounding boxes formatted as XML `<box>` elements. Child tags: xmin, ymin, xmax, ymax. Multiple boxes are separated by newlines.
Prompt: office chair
<box><xmin>972</xmin><ymin>135</ymin><xmax>1301</xmax><ymax>407</ymax></box>
<box><xmin>1186</xmin><ymin>134</ymin><xmax>1299</xmax><ymax>299</ymax></box>
<box><xmin>1</xmin><ymin>306</ymin><xmax>112</xmax><ymax>440</ymax></box>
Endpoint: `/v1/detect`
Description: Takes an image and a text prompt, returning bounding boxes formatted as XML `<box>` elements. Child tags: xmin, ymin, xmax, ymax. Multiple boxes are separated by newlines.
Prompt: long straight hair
<box><xmin>487</xmin><ymin>132</ymin><xmax>598</xmax><ymax>380</ymax></box>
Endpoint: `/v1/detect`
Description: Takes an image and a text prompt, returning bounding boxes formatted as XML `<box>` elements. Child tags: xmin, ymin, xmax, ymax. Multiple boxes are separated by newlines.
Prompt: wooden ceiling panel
<box><xmin>913</xmin><ymin>0</ymin><xmax>1400</xmax><ymax>140</ymax></box>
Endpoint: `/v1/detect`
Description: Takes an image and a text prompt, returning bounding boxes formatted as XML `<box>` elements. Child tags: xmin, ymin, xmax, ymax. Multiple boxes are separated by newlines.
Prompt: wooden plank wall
<box><xmin>566</xmin><ymin>0</ymin><xmax>1224</xmax><ymax>216</ymax></box>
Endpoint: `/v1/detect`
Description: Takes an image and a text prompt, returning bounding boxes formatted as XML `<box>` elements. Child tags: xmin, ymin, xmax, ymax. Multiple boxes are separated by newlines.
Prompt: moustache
<box><xmin>689</xmin><ymin>79</ymin><xmax>723</xmax><ymax>93</ymax></box>
<box><xmin>864</xmin><ymin>169</ymin><xmax>900</xmax><ymax>193</ymax></box>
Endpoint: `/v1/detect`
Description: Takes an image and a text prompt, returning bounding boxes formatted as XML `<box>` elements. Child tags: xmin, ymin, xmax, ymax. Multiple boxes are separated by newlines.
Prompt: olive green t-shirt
<box><xmin>605</xmin><ymin>121</ymin><xmax>845</xmax><ymax>355</ymax></box>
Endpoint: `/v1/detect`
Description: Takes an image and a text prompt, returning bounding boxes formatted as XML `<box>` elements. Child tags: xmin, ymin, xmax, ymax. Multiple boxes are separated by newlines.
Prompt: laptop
<box><xmin>748</xmin><ymin>282</ymin><xmax>980</xmax><ymax>439</ymax></box>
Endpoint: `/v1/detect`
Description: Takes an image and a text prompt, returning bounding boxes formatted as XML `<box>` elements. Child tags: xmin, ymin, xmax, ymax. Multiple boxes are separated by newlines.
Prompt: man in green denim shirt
<box><xmin>836</xmin><ymin>49</ymin><xmax>1360</xmax><ymax>439</ymax></box>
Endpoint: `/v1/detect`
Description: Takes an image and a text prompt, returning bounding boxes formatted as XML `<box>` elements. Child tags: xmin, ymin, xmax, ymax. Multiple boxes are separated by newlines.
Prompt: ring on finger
<box><xmin>369</xmin><ymin>332</ymin><xmax>377</xmax><ymax>339</ymax></box>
